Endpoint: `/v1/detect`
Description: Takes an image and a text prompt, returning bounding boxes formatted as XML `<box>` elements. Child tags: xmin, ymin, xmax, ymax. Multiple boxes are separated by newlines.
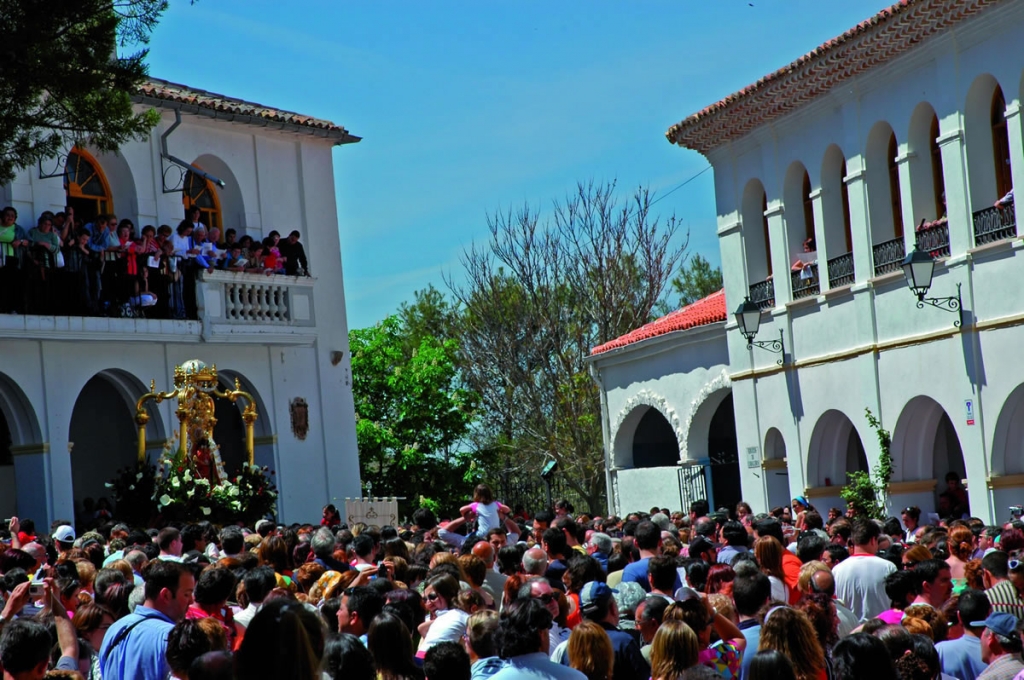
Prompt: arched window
<box><xmin>183</xmin><ymin>169</ymin><xmax>222</xmax><ymax>230</ymax></box>
<box><xmin>802</xmin><ymin>171</ymin><xmax>815</xmax><ymax>242</ymax></box>
<box><xmin>930</xmin><ymin>115</ymin><xmax>946</xmax><ymax>219</ymax></box>
<box><xmin>65</xmin><ymin>149</ymin><xmax>112</xmax><ymax>223</ymax></box>
<box><xmin>991</xmin><ymin>88</ymin><xmax>1012</xmax><ymax>199</ymax></box>
<box><xmin>888</xmin><ymin>133</ymin><xmax>904</xmax><ymax>239</ymax></box>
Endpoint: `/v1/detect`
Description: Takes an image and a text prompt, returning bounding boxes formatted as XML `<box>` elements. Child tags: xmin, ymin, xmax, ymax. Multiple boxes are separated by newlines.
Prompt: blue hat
<box><xmin>579</xmin><ymin>581</ymin><xmax>617</xmax><ymax>611</ymax></box>
<box><xmin>970</xmin><ymin>612</ymin><xmax>1020</xmax><ymax>638</ymax></box>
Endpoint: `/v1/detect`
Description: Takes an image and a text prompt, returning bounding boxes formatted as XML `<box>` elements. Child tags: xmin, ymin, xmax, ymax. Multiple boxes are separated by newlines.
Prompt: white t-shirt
<box><xmin>768</xmin><ymin>575</ymin><xmax>788</xmax><ymax>603</ymax></box>
<box><xmin>421</xmin><ymin>609</ymin><xmax>469</xmax><ymax>651</ymax></box>
<box><xmin>833</xmin><ymin>554</ymin><xmax>896</xmax><ymax>622</ymax></box>
<box><xmin>473</xmin><ymin>501</ymin><xmax>502</xmax><ymax>534</ymax></box>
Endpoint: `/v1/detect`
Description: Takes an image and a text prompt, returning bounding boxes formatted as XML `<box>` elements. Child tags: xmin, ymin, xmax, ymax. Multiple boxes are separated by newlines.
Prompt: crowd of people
<box><xmin>0</xmin><ymin>205</ymin><xmax>310</xmax><ymax>320</ymax></box>
<box><xmin>2</xmin><ymin>484</ymin><xmax>1024</xmax><ymax>680</ymax></box>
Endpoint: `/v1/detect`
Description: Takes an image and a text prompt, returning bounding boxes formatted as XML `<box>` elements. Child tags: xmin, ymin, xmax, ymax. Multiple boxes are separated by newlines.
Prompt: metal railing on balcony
<box><xmin>749</xmin><ymin>278</ymin><xmax>775</xmax><ymax>310</ymax></box>
<box><xmin>915</xmin><ymin>220</ymin><xmax>950</xmax><ymax>258</ymax></box>
<box><xmin>872</xmin><ymin>237</ymin><xmax>906</xmax><ymax>277</ymax></box>
<box><xmin>791</xmin><ymin>263</ymin><xmax>819</xmax><ymax>300</ymax></box>
<box><xmin>973</xmin><ymin>204</ymin><xmax>1017</xmax><ymax>246</ymax></box>
<box><xmin>827</xmin><ymin>252</ymin><xmax>855</xmax><ymax>289</ymax></box>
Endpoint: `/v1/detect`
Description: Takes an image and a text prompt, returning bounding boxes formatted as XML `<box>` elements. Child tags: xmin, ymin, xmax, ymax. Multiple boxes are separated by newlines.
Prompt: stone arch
<box><xmin>907</xmin><ymin>102</ymin><xmax>946</xmax><ymax>225</ymax></box>
<box><xmin>764</xmin><ymin>428</ymin><xmax>786</xmax><ymax>460</ymax></box>
<box><xmin>682</xmin><ymin>370</ymin><xmax>733</xmax><ymax>462</ymax></box>
<box><xmin>81</xmin><ymin>146</ymin><xmax>139</xmax><ymax>227</ymax></box>
<box><xmin>965</xmin><ymin>74</ymin><xmax>1009</xmax><ymax>209</ymax></box>
<box><xmin>611</xmin><ymin>391</ymin><xmax>684</xmax><ymax>469</ymax></box>
<box><xmin>0</xmin><ymin>373</ymin><xmax>44</xmax><ymax>519</ymax></box>
<box><xmin>865</xmin><ymin>120</ymin><xmax>904</xmax><ymax>245</ymax></box>
<box><xmin>191</xmin><ymin>154</ymin><xmax>246</xmax><ymax>232</ymax></box>
<box><xmin>993</xmin><ymin>383</ymin><xmax>1024</xmax><ymax>476</ymax></box>
<box><xmin>783</xmin><ymin>160</ymin><xmax>815</xmax><ymax>257</ymax></box>
<box><xmin>807</xmin><ymin>409</ymin><xmax>867</xmax><ymax>488</ymax></box>
<box><xmin>214</xmin><ymin>369</ymin><xmax>275</xmax><ymax>474</ymax></box>
<box><xmin>763</xmin><ymin>427</ymin><xmax>790</xmax><ymax>510</ymax></box>
<box><xmin>741</xmin><ymin>178</ymin><xmax>772</xmax><ymax>286</ymax></box>
<box><xmin>890</xmin><ymin>396</ymin><xmax>966</xmax><ymax>483</ymax></box>
<box><xmin>820</xmin><ymin>144</ymin><xmax>854</xmax><ymax>262</ymax></box>
<box><xmin>69</xmin><ymin>369</ymin><xmax>165</xmax><ymax>515</ymax></box>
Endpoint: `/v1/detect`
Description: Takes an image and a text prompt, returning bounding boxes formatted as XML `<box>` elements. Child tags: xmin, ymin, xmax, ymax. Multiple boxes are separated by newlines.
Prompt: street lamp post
<box><xmin>733</xmin><ymin>297</ymin><xmax>785</xmax><ymax>366</ymax></box>
<box><xmin>901</xmin><ymin>248</ymin><xmax>963</xmax><ymax>328</ymax></box>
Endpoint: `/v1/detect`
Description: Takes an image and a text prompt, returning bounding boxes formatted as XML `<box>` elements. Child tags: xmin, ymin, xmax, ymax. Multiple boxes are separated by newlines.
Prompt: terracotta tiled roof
<box><xmin>665</xmin><ymin>0</ymin><xmax>997</xmax><ymax>154</ymax></box>
<box><xmin>136</xmin><ymin>78</ymin><xmax>360</xmax><ymax>144</ymax></box>
<box><xmin>591</xmin><ymin>289</ymin><xmax>727</xmax><ymax>355</ymax></box>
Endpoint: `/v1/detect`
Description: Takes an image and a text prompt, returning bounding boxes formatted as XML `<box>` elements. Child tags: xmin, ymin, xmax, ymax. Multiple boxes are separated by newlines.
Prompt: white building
<box><xmin>0</xmin><ymin>78</ymin><xmax>362</xmax><ymax>526</ymax></box>
<box><xmin>597</xmin><ymin>0</ymin><xmax>1024</xmax><ymax>524</ymax></box>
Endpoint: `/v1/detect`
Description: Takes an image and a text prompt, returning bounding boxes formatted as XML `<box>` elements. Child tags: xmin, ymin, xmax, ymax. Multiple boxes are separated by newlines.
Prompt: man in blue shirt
<box><xmin>734</xmin><ymin>572</ymin><xmax>771</xmax><ymax>680</ymax></box>
<box><xmin>577</xmin><ymin>581</ymin><xmax>650</xmax><ymax>680</ymax></box>
<box><xmin>936</xmin><ymin>589</ymin><xmax>991</xmax><ymax>680</ymax></box>
<box><xmin>621</xmin><ymin>521</ymin><xmax>681</xmax><ymax>593</ymax></box>
<box><xmin>100</xmin><ymin>560</ymin><xmax>195</xmax><ymax>680</ymax></box>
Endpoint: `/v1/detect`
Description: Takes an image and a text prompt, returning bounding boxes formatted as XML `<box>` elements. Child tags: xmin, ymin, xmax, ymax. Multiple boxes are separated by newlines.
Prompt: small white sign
<box><xmin>746</xmin><ymin>446</ymin><xmax>760</xmax><ymax>469</ymax></box>
<box><xmin>965</xmin><ymin>399</ymin><xmax>975</xmax><ymax>426</ymax></box>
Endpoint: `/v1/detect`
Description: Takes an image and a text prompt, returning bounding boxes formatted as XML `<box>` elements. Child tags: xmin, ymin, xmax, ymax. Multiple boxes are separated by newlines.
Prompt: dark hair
<box><xmin>958</xmin><ymin>589</ymin><xmax>992</xmax><ymax>631</ymax></box>
<box><xmin>244</xmin><ymin>566</ymin><xmax>278</xmax><ymax>604</ymax></box>
<box><xmin>875</xmin><ymin>624</ymin><xmax>914</xmax><ymax>660</ymax></box>
<box><xmin>753</xmin><ymin>518</ymin><xmax>784</xmax><ymax>543</ymax></box>
<box><xmin>367</xmin><ymin>612</ymin><xmax>423</xmax><ymax>678</ymax></box>
<box><xmin>690</xmin><ymin>499</ymin><xmax>709</xmax><ymax>517</ymax></box>
<box><xmin>912</xmin><ymin>559</ymin><xmax>950</xmax><ymax>586</ymax></box>
<box><xmin>832</xmin><ymin>633</ymin><xmax>898</xmax><ymax>680</ymax></box>
<box><xmin>909</xmin><ymin>634</ymin><xmax>940</xmax><ymax>678</ymax></box>
<box><xmin>851</xmin><ymin>520</ymin><xmax>881</xmax><ymax>546</ymax></box>
<box><xmin>639</xmin><ymin>595</ymin><xmax>671</xmax><ymax>625</ymax></box>
<box><xmin>321</xmin><ymin>598</ymin><xmax>341</xmax><ymax>634</ymax></box>
<box><xmin>684</xmin><ymin>559</ymin><xmax>709</xmax><ymax>592</ymax></box>
<box><xmin>0</xmin><ymin>619</ymin><xmax>51</xmax><ymax>673</ymax></box>
<box><xmin>495</xmin><ymin>598</ymin><xmax>552</xmax><ymax>658</ymax></box>
<box><xmin>884</xmin><ymin>570</ymin><xmax>920</xmax><ymax>609</ymax></box>
<box><xmin>424</xmin><ymin>641</ymin><xmax>470</xmax><ymax>680</ymax></box>
<box><xmin>564</xmin><ymin>553</ymin><xmax>604</xmax><ymax>593</ymax></box>
<box><xmin>748</xmin><ymin>649</ymin><xmax>798</xmax><ymax>680</ymax></box>
<box><xmin>142</xmin><ymin>559</ymin><xmax>189</xmax><ymax>601</ymax></box>
<box><xmin>352</xmin><ymin>534</ymin><xmax>374</xmax><ymax>559</ymax></box>
<box><xmin>94</xmin><ymin>569</ymin><xmax>134</xmax><ymax>618</ymax></box>
<box><xmin>533</xmin><ymin>510</ymin><xmax>554</xmax><ymax>526</ymax></box>
<box><xmin>166</xmin><ymin>620</ymin><xmax>216</xmax><ymax>675</ymax></box>
<box><xmin>734</xmin><ymin>573</ymin><xmax>772</xmax><ymax>616</ymax></box>
<box><xmin>721</xmin><ymin>521</ymin><xmax>747</xmax><ymax>547</ymax></box>
<box><xmin>473</xmin><ymin>484</ymin><xmax>494</xmax><ymax>504</ymax></box>
<box><xmin>797</xmin><ymin>534</ymin><xmax>829</xmax><ymax>564</ymax></box>
<box><xmin>882</xmin><ymin>517</ymin><xmax>903</xmax><ymax>538</ymax></box>
<box><xmin>0</xmin><ymin>549</ymin><xmax>36</xmax><ymax>574</ymax></box>
<box><xmin>346</xmin><ymin>586</ymin><xmax>386</xmax><ymax>629</ymax></box>
<box><xmin>634</xmin><ymin>521</ymin><xmax>661</xmax><ymax>551</ymax></box>
<box><xmin>194</xmin><ymin>566</ymin><xmax>237</xmax><ymax>606</ymax></box>
<box><xmin>189</xmin><ymin>650</ymin><xmax>234</xmax><ymax>680</ymax></box>
<box><xmin>823</xmin><ymin>544</ymin><xmax>849</xmax><ymax>565</ymax></box>
<box><xmin>234</xmin><ymin>599</ymin><xmax>326</xmax><ymax>679</ymax></box>
<box><xmin>413</xmin><ymin>508</ymin><xmax>438</xmax><ymax>531</ymax></box>
<box><xmin>648</xmin><ymin>554</ymin><xmax>677</xmax><ymax>593</ymax></box>
<box><xmin>541</xmin><ymin>527</ymin><xmax>568</xmax><ymax>557</ymax></box>
<box><xmin>982</xmin><ymin>550</ymin><xmax>1010</xmax><ymax>579</ymax></box>
<box><xmin>219</xmin><ymin>526</ymin><xmax>244</xmax><ymax>555</ymax></box>
<box><xmin>323</xmin><ymin>633</ymin><xmax>375</xmax><ymax>680</ymax></box>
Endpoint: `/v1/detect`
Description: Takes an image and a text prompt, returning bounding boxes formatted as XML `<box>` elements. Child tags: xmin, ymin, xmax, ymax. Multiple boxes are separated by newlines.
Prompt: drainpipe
<box><xmin>160</xmin><ymin>109</ymin><xmax>227</xmax><ymax>188</ymax></box>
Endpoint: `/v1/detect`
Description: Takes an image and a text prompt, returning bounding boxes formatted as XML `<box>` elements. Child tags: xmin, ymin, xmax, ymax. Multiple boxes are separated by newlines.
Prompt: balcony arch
<box><xmin>907</xmin><ymin>102</ymin><xmax>947</xmax><ymax>225</ymax></box>
<box><xmin>820</xmin><ymin>145</ymin><xmax>855</xmax><ymax>288</ymax></box>
<box><xmin>741</xmin><ymin>178</ymin><xmax>773</xmax><ymax>308</ymax></box>
<box><xmin>806</xmin><ymin>409</ymin><xmax>867</xmax><ymax>488</ymax></box>
<box><xmin>783</xmin><ymin>161</ymin><xmax>819</xmax><ymax>299</ymax></box>
<box><xmin>189</xmin><ymin>154</ymin><xmax>246</xmax><ymax>232</ymax></box>
<box><xmin>965</xmin><ymin>74</ymin><xmax>1011</xmax><ymax>209</ymax></box>
<box><xmin>866</xmin><ymin>122</ymin><xmax>906</xmax><ymax>275</ymax></box>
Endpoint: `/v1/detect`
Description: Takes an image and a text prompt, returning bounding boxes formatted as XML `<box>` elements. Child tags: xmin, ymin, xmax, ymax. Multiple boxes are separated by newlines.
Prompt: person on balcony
<box><xmin>0</xmin><ymin>206</ymin><xmax>30</xmax><ymax>313</ymax></box>
<box><xmin>790</xmin><ymin>237</ymin><xmax>817</xmax><ymax>281</ymax></box>
<box><xmin>279</xmin><ymin>230</ymin><xmax>309</xmax><ymax>276</ymax></box>
<box><xmin>995</xmin><ymin>189</ymin><xmax>1014</xmax><ymax>208</ymax></box>
<box><xmin>63</xmin><ymin>229</ymin><xmax>98</xmax><ymax>314</ymax></box>
<box><xmin>27</xmin><ymin>213</ymin><xmax>61</xmax><ymax>314</ymax></box>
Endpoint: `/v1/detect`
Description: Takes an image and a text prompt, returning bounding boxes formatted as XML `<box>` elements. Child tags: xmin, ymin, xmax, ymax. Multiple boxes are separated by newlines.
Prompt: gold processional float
<box><xmin>133</xmin><ymin>360</ymin><xmax>258</xmax><ymax>483</ymax></box>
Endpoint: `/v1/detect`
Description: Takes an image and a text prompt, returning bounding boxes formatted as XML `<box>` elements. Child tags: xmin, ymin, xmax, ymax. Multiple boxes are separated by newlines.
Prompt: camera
<box><xmin>1010</xmin><ymin>505</ymin><xmax>1023</xmax><ymax>519</ymax></box>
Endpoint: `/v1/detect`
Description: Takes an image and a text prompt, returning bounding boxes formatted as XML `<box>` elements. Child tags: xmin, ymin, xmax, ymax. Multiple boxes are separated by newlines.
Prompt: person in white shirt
<box><xmin>235</xmin><ymin>566</ymin><xmax>276</xmax><ymax>630</ymax></box>
<box><xmin>832</xmin><ymin>519</ymin><xmax>896</xmax><ymax>622</ymax></box>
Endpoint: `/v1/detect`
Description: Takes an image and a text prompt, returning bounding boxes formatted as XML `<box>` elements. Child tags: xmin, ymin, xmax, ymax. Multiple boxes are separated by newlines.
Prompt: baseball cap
<box><xmin>970</xmin><ymin>612</ymin><xmax>1020</xmax><ymax>638</ymax></box>
<box><xmin>690</xmin><ymin>536</ymin><xmax>715</xmax><ymax>556</ymax></box>
<box><xmin>53</xmin><ymin>525</ymin><xmax>75</xmax><ymax>543</ymax></box>
<box><xmin>579</xmin><ymin>581</ymin><xmax>617</xmax><ymax>611</ymax></box>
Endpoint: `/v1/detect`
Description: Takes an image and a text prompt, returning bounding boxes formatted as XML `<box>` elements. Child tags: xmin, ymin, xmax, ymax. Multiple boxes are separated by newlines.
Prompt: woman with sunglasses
<box><xmin>417</xmin><ymin>573</ymin><xmax>470</xmax><ymax>660</ymax></box>
<box><xmin>664</xmin><ymin>590</ymin><xmax>746</xmax><ymax>679</ymax></box>
<box><xmin>791</xmin><ymin>497</ymin><xmax>815</xmax><ymax>532</ymax></box>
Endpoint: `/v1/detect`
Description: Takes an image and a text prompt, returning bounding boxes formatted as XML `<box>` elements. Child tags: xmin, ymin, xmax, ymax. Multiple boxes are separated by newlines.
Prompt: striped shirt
<box><xmin>986</xmin><ymin>580</ymin><xmax>1024</xmax><ymax>620</ymax></box>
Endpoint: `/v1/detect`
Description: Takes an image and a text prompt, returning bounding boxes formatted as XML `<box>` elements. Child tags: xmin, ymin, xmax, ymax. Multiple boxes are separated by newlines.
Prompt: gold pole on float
<box><xmin>215</xmin><ymin>378</ymin><xmax>259</xmax><ymax>466</ymax></box>
<box><xmin>135</xmin><ymin>380</ymin><xmax>179</xmax><ymax>463</ymax></box>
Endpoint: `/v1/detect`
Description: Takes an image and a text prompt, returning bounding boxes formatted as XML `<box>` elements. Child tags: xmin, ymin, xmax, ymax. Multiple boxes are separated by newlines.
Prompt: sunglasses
<box><xmin>534</xmin><ymin>593</ymin><xmax>556</xmax><ymax>604</ymax></box>
<box><xmin>426</xmin><ymin>593</ymin><xmax>441</xmax><ymax>602</ymax></box>
<box><xmin>1010</xmin><ymin>560</ymin><xmax>1021</xmax><ymax>571</ymax></box>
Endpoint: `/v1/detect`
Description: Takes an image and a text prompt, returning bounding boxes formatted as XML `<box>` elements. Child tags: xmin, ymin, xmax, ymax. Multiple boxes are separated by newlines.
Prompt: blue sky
<box><xmin>145</xmin><ymin>1</ymin><xmax>886</xmax><ymax>329</ymax></box>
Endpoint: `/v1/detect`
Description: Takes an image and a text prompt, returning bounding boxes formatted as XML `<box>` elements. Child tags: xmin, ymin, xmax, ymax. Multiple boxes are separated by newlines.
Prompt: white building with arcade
<box><xmin>0</xmin><ymin>79</ymin><xmax>362</xmax><ymax>526</ymax></box>
<box><xmin>594</xmin><ymin>0</ymin><xmax>1024</xmax><ymax>524</ymax></box>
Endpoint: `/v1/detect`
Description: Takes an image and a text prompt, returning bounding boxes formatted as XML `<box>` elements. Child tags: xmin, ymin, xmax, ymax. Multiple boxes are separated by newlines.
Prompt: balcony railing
<box><xmin>827</xmin><ymin>252</ymin><xmax>855</xmax><ymax>289</ymax></box>
<box><xmin>749</xmin><ymin>278</ymin><xmax>775</xmax><ymax>310</ymax></box>
<box><xmin>915</xmin><ymin>220</ymin><xmax>950</xmax><ymax>258</ymax></box>
<box><xmin>791</xmin><ymin>263</ymin><xmax>819</xmax><ymax>300</ymax></box>
<box><xmin>198</xmin><ymin>271</ymin><xmax>315</xmax><ymax>327</ymax></box>
<box><xmin>872</xmin><ymin>237</ymin><xmax>906</xmax><ymax>277</ymax></box>
<box><xmin>973</xmin><ymin>205</ymin><xmax>1017</xmax><ymax>246</ymax></box>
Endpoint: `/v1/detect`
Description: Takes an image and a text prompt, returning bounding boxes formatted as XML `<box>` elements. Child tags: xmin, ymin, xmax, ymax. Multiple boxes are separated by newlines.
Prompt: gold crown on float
<box><xmin>174</xmin><ymin>359</ymin><xmax>219</xmax><ymax>392</ymax></box>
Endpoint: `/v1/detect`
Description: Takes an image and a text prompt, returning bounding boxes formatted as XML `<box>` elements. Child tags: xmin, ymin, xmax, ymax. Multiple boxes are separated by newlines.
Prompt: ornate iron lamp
<box><xmin>734</xmin><ymin>297</ymin><xmax>785</xmax><ymax>366</ymax></box>
<box><xmin>901</xmin><ymin>248</ymin><xmax>963</xmax><ymax>328</ymax></box>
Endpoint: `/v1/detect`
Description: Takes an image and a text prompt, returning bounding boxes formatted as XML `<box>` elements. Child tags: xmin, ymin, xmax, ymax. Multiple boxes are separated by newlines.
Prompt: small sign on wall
<box><xmin>965</xmin><ymin>399</ymin><xmax>975</xmax><ymax>426</ymax></box>
<box><xmin>746</xmin><ymin>446</ymin><xmax>760</xmax><ymax>469</ymax></box>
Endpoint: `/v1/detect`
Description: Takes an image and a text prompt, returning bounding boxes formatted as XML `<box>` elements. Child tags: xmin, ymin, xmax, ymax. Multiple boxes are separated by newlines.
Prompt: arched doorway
<box><xmin>708</xmin><ymin>394</ymin><xmax>740</xmax><ymax>512</ymax></box>
<box><xmin>190</xmin><ymin>154</ymin><xmax>246</xmax><ymax>232</ymax></box>
<box><xmin>763</xmin><ymin>428</ymin><xmax>789</xmax><ymax>510</ymax></box>
<box><xmin>807</xmin><ymin>410</ymin><xmax>868</xmax><ymax>488</ymax></box>
<box><xmin>993</xmin><ymin>383</ymin><xmax>1024</xmax><ymax>476</ymax></box>
<box><xmin>632</xmin><ymin>409</ymin><xmax>680</xmax><ymax>468</ymax></box>
<box><xmin>891</xmin><ymin>396</ymin><xmax>967</xmax><ymax>516</ymax></box>
<box><xmin>213</xmin><ymin>371</ymin><xmax>275</xmax><ymax>476</ymax></box>
<box><xmin>69</xmin><ymin>370</ymin><xmax>164</xmax><ymax>520</ymax></box>
<box><xmin>0</xmin><ymin>374</ymin><xmax>44</xmax><ymax>520</ymax></box>
<box><xmin>64</xmin><ymin>148</ymin><xmax>113</xmax><ymax>224</ymax></box>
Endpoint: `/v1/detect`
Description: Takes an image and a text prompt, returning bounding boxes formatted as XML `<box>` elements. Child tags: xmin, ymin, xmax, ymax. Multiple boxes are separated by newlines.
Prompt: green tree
<box><xmin>0</xmin><ymin>0</ymin><xmax>170</xmax><ymax>184</ymax></box>
<box><xmin>449</xmin><ymin>180</ymin><xmax>687</xmax><ymax>513</ymax></box>
<box><xmin>670</xmin><ymin>253</ymin><xmax>723</xmax><ymax>306</ymax></box>
<box><xmin>349</xmin><ymin>315</ymin><xmax>477</xmax><ymax>516</ymax></box>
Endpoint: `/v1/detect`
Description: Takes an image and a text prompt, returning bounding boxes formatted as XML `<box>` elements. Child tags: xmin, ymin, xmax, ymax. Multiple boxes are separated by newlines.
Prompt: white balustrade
<box><xmin>199</xmin><ymin>271</ymin><xmax>314</xmax><ymax>327</ymax></box>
